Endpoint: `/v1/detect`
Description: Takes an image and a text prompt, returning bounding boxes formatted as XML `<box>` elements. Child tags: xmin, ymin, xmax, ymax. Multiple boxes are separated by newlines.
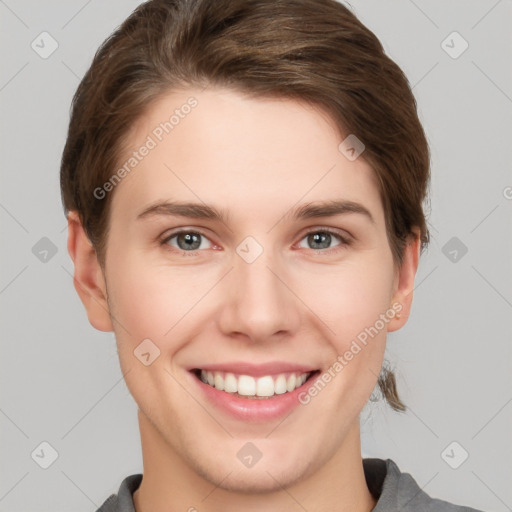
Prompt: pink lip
<box><xmin>188</xmin><ymin>368</ymin><xmax>321</xmax><ymax>423</ymax></box>
<box><xmin>187</xmin><ymin>361</ymin><xmax>317</xmax><ymax>377</ymax></box>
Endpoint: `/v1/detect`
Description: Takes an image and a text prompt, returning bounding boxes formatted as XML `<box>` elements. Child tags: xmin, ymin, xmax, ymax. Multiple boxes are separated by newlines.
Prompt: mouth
<box><xmin>191</xmin><ymin>368</ymin><xmax>320</xmax><ymax>400</ymax></box>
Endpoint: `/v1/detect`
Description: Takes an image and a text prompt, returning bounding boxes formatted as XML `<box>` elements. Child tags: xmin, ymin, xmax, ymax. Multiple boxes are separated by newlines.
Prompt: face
<box><xmin>71</xmin><ymin>86</ymin><xmax>417</xmax><ymax>493</ymax></box>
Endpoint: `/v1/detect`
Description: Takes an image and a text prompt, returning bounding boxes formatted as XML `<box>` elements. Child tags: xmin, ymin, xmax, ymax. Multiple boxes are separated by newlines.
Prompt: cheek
<box><xmin>293</xmin><ymin>257</ymin><xmax>395</xmax><ymax>341</ymax></box>
<box><xmin>294</xmin><ymin>259</ymin><xmax>394</xmax><ymax>401</ymax></box>
<box><xmin>106</xmin><ymin>241</ymin><xmax>395</xmax><ymax>365</ymax></box>
<box><xmin>105</xmin><ymin>263</ymin><xmax>194</xmax><ymax>409</ymax></box>
<box><xmin>109</xmin><ymin>272</ymin><xmax>184</xmax><ymax>341</ymax></box>
<box><xmin>105</xmin><ymin>254</ymin><xmax>220</xmax><ymax>370</ymax></box>
<box><xmin>104</xmin><ymin>249</ymin><xmax>178</xmax><ymax>351</ymax></box>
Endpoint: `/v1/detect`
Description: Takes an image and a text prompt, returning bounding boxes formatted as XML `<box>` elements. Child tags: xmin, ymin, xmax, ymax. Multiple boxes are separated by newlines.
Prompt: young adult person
<box><xmin>61</xmin><ymin>0</ymin><xmax>484</xmax><ymax>510</ymax></box>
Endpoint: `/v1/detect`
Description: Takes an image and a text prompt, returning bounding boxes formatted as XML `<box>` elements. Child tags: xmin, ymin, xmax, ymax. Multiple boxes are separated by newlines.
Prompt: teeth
<box><xmin>274</xmin><ymin>374</ymin><xmax>288</xmax><ymax>394</ymax></box>
<box><xmin>214</xmin><ymin>373</ymin><xmax>224</xmax><ymax>391</ymax></box>
<box><xmin>287</xmin><ymin>373</ymin><xmax>296</xmax><ymax>392</ymax></box>
<box><xmin>224</xmin><ymin>372</ymin><xmax>237</xmax><ymax>393</ymax></box>
<box><xmin>199</xmin><ymin>370</ymin><xmax>311</xmax><ymax>397</ymax></box>
<box><xmin>256</xmin><ymin>376</ymin><xmax>274</xmax><ymax>397</ymax></box>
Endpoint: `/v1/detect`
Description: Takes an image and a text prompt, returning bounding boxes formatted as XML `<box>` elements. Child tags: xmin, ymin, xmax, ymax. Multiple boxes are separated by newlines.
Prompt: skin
<box><xmin>67</xmin><ymin>87</ymin><xmax>420</xmax><ymax>512</ymax></box>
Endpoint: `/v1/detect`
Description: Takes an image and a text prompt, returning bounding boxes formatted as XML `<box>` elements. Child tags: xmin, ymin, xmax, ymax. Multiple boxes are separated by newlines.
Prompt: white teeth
<box><xmin>274</xmin><ymin>374</ymin><xmax>288</xmax><ymax>394</ymax></box>
<box><xmin>198</xmin><ymin>370</ymin><xmax>311</xmax><ymax>397</ymax></box>
<box><xmin>224</xmin><ymin>373</ymin><xmax>238</xmax><ymax>393</ymax></box>
<box><xmin>238</xmin><ymin>375</ymin><xmax>256</xmax><ymax>396</ymax></box>
<box><xmin>286</xmin><ymin>373</ymin><xmax>296</xmax><ymax>392</ymax></box>
<box><xmin>256</xmin><ymin>375</ymin><xmax>275</xmax><ymax>397</ymax></box>
<box><xmin>214</xmin><ymin>372</ymin><xmax>224</xmax><ymax>391</ymax></box>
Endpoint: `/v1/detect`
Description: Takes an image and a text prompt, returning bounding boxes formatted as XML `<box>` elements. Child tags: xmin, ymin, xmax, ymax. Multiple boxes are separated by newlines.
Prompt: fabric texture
<box><xmin>96</xmin><ymin>458</ymin><xmax>484</xmax><ymax>511</ymax></box>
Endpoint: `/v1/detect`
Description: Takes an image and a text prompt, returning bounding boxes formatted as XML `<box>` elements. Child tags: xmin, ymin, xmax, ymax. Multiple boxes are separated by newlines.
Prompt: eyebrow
<box><xmin>136</xmin><ymin>199</ymin><xmax>375</xmax><ymax>224</ymax></box>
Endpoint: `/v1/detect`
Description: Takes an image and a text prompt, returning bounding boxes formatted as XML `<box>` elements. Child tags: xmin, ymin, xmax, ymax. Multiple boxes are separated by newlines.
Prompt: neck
<box><xmin>133</xmin><ymin>410</ymin><xmax>376</xmax><ymax>512</ymax></box>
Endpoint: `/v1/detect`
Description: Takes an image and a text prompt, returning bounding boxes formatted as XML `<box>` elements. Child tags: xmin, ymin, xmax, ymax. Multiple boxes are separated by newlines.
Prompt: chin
<box><xmin>215</xmin><ymin>467</ymin><xmax>304</xmax><ymax>495</ymax></box>
<box><xmin>194</xmin><ymin>452</ymin><xmax>314</xmax><ymax>495</ymax></box>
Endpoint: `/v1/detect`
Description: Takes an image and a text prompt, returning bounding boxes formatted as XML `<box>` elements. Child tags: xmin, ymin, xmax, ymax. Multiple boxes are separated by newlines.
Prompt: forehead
<box><xmin>109</xmin><ymin>87</ymin><xmax>384</xmax><ymax>227</ymax></box>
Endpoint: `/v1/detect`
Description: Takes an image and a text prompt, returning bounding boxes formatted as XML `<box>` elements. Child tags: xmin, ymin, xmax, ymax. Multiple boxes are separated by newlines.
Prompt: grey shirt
<box><xmin>96</xmin><ymin>458</ymin><xmax>484</xmax><ymax>511</ymax></box>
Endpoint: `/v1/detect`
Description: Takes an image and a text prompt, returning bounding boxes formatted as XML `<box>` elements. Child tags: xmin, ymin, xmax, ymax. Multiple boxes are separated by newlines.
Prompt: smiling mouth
<box><xmin>191</xmin><ymin>368</ymin><xmax>320</xmax><ymax>399</ymax></box>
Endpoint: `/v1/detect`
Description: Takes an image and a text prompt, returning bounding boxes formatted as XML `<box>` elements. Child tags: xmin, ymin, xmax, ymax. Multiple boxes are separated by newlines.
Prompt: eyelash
<box><xmin>159</xmin><ymin>228</ymin><xmax>352</xmax><ymax>256</ymax></box>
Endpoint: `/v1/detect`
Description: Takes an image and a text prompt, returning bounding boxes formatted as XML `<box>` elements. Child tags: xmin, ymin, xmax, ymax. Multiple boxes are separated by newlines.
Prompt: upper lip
<box><xmin>189</xmin><ymin>361</ymin><xmax>318</xmax><ymax>377</ymax></box>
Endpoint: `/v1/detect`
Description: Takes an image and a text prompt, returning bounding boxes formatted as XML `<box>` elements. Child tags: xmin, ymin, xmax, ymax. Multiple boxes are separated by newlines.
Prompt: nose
<box><xmin>216</xmin><ymin>242</ymin><xmax>301</xmax><ymax>344</ymax></box>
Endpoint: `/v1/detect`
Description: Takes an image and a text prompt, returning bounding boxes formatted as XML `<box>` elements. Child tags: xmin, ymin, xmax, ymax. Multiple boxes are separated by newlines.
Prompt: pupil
<box><xmin>179</xmin><ymin>233</ymin><xmax>200</xmax><ymax>250</ymax></box>
<box><xmin>310</xmin><ymin>232</ymin><xmax>330</xmax><ymax>249</ymax></box>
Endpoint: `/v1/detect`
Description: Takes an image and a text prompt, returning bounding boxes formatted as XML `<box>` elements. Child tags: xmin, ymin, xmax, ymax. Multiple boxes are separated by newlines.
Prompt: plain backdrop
<box><xmin>0</xmin><ymin>1</ymin><xmax>511</xmax><ymax>511</ymax></box>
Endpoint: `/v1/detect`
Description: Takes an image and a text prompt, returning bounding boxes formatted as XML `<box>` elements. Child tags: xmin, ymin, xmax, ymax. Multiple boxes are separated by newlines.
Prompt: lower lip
<box><xmin>189</xmin><ymin>370</ymin><xmax>321</xmax><ymax>423</ymax></box>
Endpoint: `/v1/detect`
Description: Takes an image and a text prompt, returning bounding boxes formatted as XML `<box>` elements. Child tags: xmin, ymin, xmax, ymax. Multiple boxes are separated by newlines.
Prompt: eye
<box><xmin>297</xmin><ymin>228</ymin><xmax>351</xmax><ymax>252</ymax></box>
<box><xmin>159</xmin><ymin>227</ymin><xmax>351</xmax><ymax>256</ymax></box>
<box><xmin>161</xmin><ymin>230</ymin><xmax>214</xmax><ymax>253</ymax></box>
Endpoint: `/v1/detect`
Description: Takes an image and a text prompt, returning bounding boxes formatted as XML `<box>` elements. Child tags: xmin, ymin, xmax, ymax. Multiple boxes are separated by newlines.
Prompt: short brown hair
<box><xmin>60</xmin><ymin>0</ymin><xmax>430</xmax><ymax>412</ymax></box>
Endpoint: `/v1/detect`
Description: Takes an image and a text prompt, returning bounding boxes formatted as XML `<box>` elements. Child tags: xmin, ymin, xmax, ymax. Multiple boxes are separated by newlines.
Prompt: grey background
<box><xmin>0</xmin><ymin>0</ymin><xmax>511</xmax><ymax>510</ymax></box>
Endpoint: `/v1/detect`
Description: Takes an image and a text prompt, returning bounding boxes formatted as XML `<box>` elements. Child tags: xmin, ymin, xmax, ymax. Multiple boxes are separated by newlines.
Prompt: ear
<box><xmin>66</xmin><ymin>211</ymin><xmax>114</xmax><ymax>332</ymax></box>
<box><xmin>387</xmin><ymin>229</ymin><xmax>421</xmax><ymax>332</ymax></box>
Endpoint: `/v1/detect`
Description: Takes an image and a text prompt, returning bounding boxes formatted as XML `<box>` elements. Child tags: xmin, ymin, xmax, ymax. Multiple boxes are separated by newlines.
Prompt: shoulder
<box><xmin>95</xmin><ymin>474</ymin><xmax>142</xmax><ymax>512</ymax></box>
<box><xmin>364</xmin><ymin>458</ymin><xmax>485</xmax><ymax>512</ymax></box>
<box><xmin>95</xmin><ymin>461</ymin><xmax>487</xmax><ymax>512</ymax></box>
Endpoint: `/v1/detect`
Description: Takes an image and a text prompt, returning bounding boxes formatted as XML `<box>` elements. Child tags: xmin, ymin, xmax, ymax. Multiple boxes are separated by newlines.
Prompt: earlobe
<box><xmin>387</xmin><ymin>231</ymin><xmax>421</xmax><ymax>333</ymax></box>
<box><xmin>66</xmin><ymin>211</ymin><xmax>114</xmax><ymax>332</ymax></box>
